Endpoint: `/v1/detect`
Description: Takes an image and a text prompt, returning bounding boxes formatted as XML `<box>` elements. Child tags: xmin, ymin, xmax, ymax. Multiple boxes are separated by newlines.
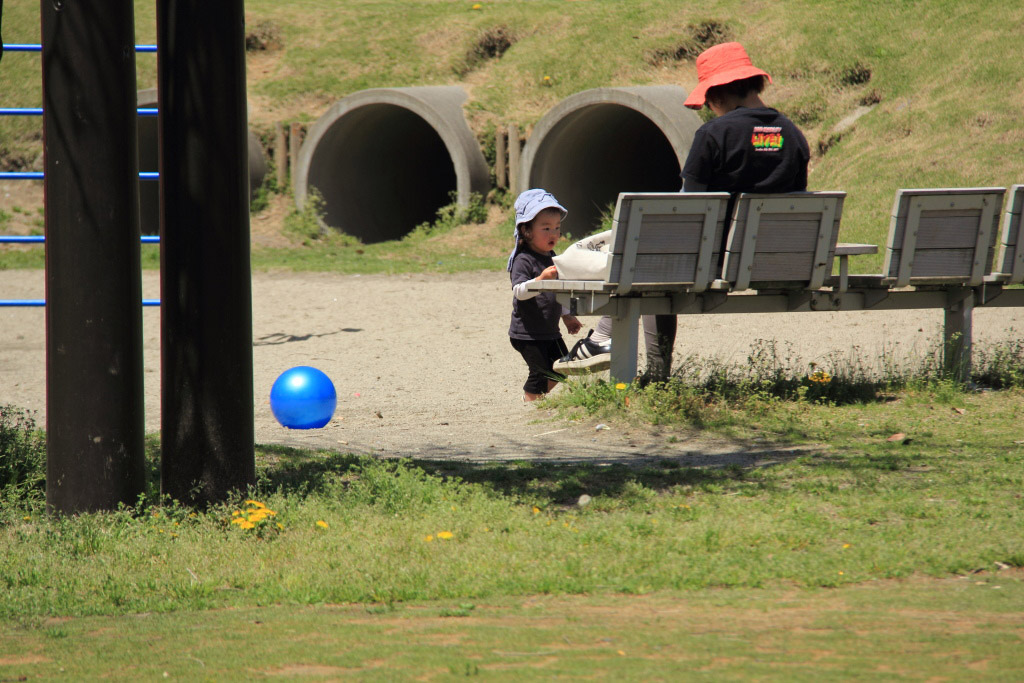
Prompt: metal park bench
<box><xmin>527</xmin><ymin>187</ymin><xmax>1024</xmax><ymax>382</ymax></box>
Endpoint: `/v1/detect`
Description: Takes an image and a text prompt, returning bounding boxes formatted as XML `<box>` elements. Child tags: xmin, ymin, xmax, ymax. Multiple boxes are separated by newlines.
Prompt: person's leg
<box><xmin>512</xmin><ymin>338</ymin><xmax>564</xmax><ymax>401</ymax></box>
<box><xmin>591</xmin><ymin>316</ymin><xmax>612</xmax><ymax>343</ymax></box>
<box><xmin>543</xmin><ymin>338</ymin><xmax>568</xmax><ymax>394</ymax></box>
<box><xmin>554</xmin><ymin>323</ymin><xmax>611</xmax><ymax>373</ymax></box>
<box><xmin>641</xmin><ymin>314</ymin><xmax>676</xmax><ymax>382</ymax></box>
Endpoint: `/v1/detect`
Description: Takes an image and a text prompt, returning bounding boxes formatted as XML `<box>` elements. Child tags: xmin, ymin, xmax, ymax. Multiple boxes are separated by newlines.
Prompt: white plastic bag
<box><xmin>553</xmin><ymin>230</ymin><xmax>612</xmax><ymax>281</ymax></box>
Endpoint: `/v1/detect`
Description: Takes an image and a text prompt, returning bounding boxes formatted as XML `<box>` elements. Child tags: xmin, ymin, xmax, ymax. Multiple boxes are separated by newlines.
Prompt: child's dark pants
<box><xmin>510</xmin><ymin>338</ymin><xmax>568</xmax><ymax>394</ymax></box>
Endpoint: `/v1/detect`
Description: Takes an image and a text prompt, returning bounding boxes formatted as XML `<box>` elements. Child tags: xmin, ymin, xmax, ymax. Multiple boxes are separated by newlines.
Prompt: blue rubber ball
<box><xmin>270</xmin><ymin>366</ymin><xmax>337</xmax><ymax>429</ymax></box>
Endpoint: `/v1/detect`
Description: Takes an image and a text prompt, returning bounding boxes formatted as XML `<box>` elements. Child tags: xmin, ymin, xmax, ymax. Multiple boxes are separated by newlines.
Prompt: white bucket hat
<box><xmin>507</xmin><ymin>189</ymin><xmax>567</xmax><ymax>271</ymax></box>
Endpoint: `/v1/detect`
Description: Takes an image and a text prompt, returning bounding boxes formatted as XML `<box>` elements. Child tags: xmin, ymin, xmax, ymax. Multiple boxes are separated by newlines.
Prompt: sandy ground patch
<box><xmin>2</xmin><ymin>269</ymin><xmax>1023</xmax><ymax>464</ymax></box>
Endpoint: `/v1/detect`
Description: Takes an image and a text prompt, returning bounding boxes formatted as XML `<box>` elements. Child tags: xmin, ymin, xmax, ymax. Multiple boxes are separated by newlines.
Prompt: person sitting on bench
<box><xmin>556</xmin><ymin>42</ymin><xmax>810</xmax><ymax>384</ymax></box>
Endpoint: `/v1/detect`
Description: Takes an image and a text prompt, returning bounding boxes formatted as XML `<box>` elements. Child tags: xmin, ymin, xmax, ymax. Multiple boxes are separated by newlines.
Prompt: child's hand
<box><xmin>562</xmin><ymin>315</ymin><xmax>582</xmax><ymax>335</ymax></box>
<box><xmin>536</xmin><ymin>265</ymin><xmax>559</xmax><ymax>281</ymax></box>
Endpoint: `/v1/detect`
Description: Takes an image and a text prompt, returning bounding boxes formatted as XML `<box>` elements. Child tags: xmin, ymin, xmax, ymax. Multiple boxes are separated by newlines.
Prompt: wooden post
<box><xmin>42</xmin><ymin>0</ymin><xmax>146</xmax><ymax>514</ymax></box>
<box><xmin>289</xmin><ymin>121</ymin><xmax>303</xmax><ymax>191</ymax></box>
<box><xmin>508</xmin><ymin>124</ymin><xmax>520</xmax><ymax>196</ymax></box>
<box><xmin>495</xmin><ymin>127</ymin><xmax>506</xmax><ymax>189</ymax></box>
<box><xmin>158</xmin><ymin>0</ymin><xmax>255</xmax><ymax>506</ymax></box>
<box><xmin>275</xmin><ymin>121</ymin><xmax>287</xmax><ymax>189</ymax></box>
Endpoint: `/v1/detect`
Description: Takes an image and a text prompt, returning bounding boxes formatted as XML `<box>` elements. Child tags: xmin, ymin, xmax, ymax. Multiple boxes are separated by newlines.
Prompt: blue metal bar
<box><xmin>0</xmin><ymin>299</ymin><xmax>160</xmax><ymax>306</ymax></box>
<box><xmin>0</xmin><ymin>172</ymin><xmax>159</xmax><ymax>180</ymax></box>
<box><xmin>0</xmin><ymin>235</ymin><xmax>160</xmax><ymax>243</ymax></box>
<box><xmin>0</xmin><ymin>107</ymin><xmax>158</xmax><ymax>116</ymax></box>
<box><xmin>0</xmin><ymin>108</ymin><xmax>43</xmax><ymax>115</ymax></box>
<box><xmin>0</xmin><ymin>172</ymin><xmax>43</xmax><ymax>179</ymax></box>
<box><xmin>2</xmin><ymin>43</ymin><xmax>157</xmax><ymax>53</ymax></box>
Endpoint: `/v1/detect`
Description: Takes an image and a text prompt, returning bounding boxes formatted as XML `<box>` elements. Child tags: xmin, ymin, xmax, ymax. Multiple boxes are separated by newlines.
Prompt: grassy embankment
<box><xmin>0</xmin><ymin>0</ymin><xmax>1021</xmax><ymax>272</ymax></box>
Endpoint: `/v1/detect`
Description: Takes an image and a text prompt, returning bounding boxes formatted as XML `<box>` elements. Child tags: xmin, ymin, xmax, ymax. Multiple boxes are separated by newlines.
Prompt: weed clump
<box><xmin>457</xmin><ymin>25</ymin><xmax>516</xmax><ymax>76</ymax></box>
<box><xmin>836</xmin><ymin>62</ymin><xmax>872</xmax><ymax>86</ymax></box>
<box><xmin>406</xmin><ymin>192</ymin><xmax>488</xmax><ymax>240</ymax></box>
<box><xmin>644</xmin><ymin>21</ymin><xmax>731</xmax><ymax>67</ymax></box>
<box><xmin>245</xmin><ymin>19</ymin><xmax>283</xmax><ymax>52</ymax></box>
<box><xmin>0</xmin><ymin>405</ymin><xmax>46</xmax><ymax>500</ymax></box>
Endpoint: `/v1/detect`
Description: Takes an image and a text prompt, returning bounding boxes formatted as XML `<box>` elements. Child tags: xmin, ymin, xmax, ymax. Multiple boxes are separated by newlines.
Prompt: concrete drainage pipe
<box><xmin>295</xmin><ymin>86</ymin><xmax>489</xmax><ymax>244</ymax></box>
<box><xmin>136</xmin><ymin>89</ymin><xmax>267</xmax><ymax>235</ymax></box>
<box><xmin>519</xmin><ymin>86</ymin><xmax>703</xmax><ymax>237</ymax></box>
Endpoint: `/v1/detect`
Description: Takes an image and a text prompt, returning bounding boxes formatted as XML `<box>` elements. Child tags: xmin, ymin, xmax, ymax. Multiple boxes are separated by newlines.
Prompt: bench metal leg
<box><xmin>610</xmin><ymin>298</ymin><xmax>641</xmax><ymax>382</ymax></box>
<box><xmin>943</xmin><ymin>288</ymin><xmax>974</xmax><ymax>383</ymax></box>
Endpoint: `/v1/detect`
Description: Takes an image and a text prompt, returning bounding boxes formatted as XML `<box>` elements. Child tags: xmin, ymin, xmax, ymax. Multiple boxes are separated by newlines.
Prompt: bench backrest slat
<box><xmin>882</xmin><ymin>187</ymin><xmax>1004</xmax><ymax>287</ymax></box>
<box><xmin>993</xmin><ymin>184</ymin><xmax>1024</xmax><ymax>284</ymax></box>
<box><xmin>722</xmin><ymin>192</ymin><xmax>845</xmax><ymax>291</ymax></box>
<box><xmin>607</xmin><ymin>193</ymin><xmax>730</xmax><ymax>294</ymax></box>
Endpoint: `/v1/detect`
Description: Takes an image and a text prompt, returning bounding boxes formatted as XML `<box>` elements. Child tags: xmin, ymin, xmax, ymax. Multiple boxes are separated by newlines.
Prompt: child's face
<box><xmin>523</xmin><ymin>208</ymin><xmax>562</xmax><ymax>253</ymax></box>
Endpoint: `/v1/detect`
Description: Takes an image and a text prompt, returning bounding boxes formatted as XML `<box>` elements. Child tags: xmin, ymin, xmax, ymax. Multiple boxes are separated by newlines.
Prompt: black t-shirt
<box><xmin>508</xmin><ymin>249</ymin><xmax>562</xmax><ymax>341</ymax></box>
<box><xmin>681</xmin><ymin>106</ymin><xmax>809</xmax><ymax>195</ymax></box>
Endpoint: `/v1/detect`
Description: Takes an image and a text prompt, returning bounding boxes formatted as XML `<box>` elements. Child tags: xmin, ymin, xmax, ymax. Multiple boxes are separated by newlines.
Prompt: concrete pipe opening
<box><xmin>295</xmin><ymin>86</ymin><xmax>489</xmax><ymax>244</ymax></box>
<box><xmin>520</xmin><ymin>86</ymin><xmax>703</xmax><ymax>238</ymax></box>
<box><xmin>136</xmin><ymin>89</ymin><xmax>267</xmax><ymax>235</ymax></box>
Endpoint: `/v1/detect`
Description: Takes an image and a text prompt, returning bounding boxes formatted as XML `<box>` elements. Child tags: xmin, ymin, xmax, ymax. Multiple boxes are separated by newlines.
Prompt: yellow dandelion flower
<box><xmin>231</xmin><ymin>517</ymin><xmax>247</xmax><ymax>526</ymax></box>
<box><xmin>424</xmin><ymin>535</ymin><xmax>434</xmax><ymax>542</ymax></box>
<box><xmin>842</xmin><ymin>543</ymin><xmax>851</xmax><ymax>549</ymax></box>
<box><xmin>316</xmin><ymin>520</ymin><xmax>329</xmax><ymax>529</ymax></box>
<box><xmin>276</xmin><ymin>523</ymin><xmax>285</xmax><ymax>530</ymax></box>
<box><xmin>471</xmin><ymin>2</ymin><xmax>482</xmax><ymax>8</ymax></box>
<box><xmin>22</xmin><ymin>516</ymin><xmax>31</xmax><ymax>521</ymax></box>
<box><xmin>238</xmin><ymin>520</ymin><xmax>255</xmax><ymax>530</ymax></box>
<box><xmin>532</xmin><ymin>506</ymin><xmax>541</xmax><ymax>515</ymax></box>
<box><xmin>615</xmin><ymin>383</ymin><xmax>627</xmax><ymax>390</ymax></box>
<box><xmin>245</xmin><ymin>500</ymin><xmax>266</xmax><ymax>508</ymax></box>
<box><xmin>232</xmin><ymin>510</ymin><xmax>243</xmax><ymax>517</ymax></box>
<box><xmin>437</xmin><ymin>531</ymin><xmax>454</xmax><ymax>540</ymax></box>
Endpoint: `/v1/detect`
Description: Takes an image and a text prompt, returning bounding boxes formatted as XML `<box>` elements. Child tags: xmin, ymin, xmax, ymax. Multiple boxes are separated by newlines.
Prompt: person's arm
<box><xmin>680</xmin><ymin>128</ymin><xmax>714</xmax><ymax>193</ymax></box>
<box><xmin>511</xmin><ymin>264</ymin><xmax>558</xmax><ymax>300</ymax></box>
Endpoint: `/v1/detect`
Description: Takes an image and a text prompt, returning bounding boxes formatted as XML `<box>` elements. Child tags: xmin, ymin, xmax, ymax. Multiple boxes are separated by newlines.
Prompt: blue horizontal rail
<box><xmin>0</xmin><ymin>172</ymin><xmax>159</xmax><ymax>180</ymax></box>
<box><xmin>0</xmin><ymin>299</ymin><xmax>161</xmax><ymax>307</ymax></box>
<box><xmin>2</xmin><ymin>43</ymin><xmax>157</xmax><ymax>53</ymax></box>
<box><xmin>0</xmin><ymin>107</ymin><xmax>158</xmax><ymax>116</ymax></box>
<box><xmin>0</xmin><ymin>235</ymin><xmax>160</xmax><ymax>243</ymax></box>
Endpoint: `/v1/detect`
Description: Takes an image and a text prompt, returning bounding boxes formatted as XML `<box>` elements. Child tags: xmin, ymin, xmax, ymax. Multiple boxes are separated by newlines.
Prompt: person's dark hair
<box><xmin>705</xmin><ymin>75</ymin><xmax>766</xmax><ymax>106</ymax></box>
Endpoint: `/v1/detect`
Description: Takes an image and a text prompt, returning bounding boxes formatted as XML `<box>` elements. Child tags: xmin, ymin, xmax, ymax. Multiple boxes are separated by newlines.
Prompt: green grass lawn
<box><xmin>3</xmin><ymin>380</ymin><xmax>1024</xmax><ymax>677</ymax></box>
<box><xmin>5</xmin><ymin>581</ymin><xmax>1023</xmax><ymax>680</ymax></box>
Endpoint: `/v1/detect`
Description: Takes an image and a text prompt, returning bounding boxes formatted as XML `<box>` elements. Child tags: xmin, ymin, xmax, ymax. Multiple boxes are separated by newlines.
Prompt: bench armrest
<box><xmin>833</xmin><ymin>242</ymin><xmax>879</xmax><ymax>291</ymax></box>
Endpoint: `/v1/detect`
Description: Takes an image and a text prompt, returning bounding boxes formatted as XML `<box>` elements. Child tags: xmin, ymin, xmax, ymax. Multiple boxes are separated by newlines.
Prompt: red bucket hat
<box><xmin>684</xmin><ymin>42</ymin><xmax>772</xmax><ymax>110</ymax></box>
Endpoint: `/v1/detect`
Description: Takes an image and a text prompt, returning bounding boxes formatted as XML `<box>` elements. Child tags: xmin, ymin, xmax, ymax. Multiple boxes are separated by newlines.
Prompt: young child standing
<box><xmin>508</xmin><ymin>189</ymin><xmax>582</xmax><ymax>401</ymax></box>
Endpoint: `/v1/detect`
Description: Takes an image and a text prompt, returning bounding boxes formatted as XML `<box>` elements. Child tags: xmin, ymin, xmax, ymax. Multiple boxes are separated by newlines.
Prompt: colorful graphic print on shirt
<box><xmin>751</xmin><ymin>125</ymin><xmax>784</xmax><ymax>152</ymax></box>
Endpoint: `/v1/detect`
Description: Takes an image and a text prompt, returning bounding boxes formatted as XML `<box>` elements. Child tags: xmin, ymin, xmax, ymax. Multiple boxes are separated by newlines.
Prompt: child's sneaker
<box><xmin>554</xmin><ymin>330</ymin><xmax>611</xmax><ymax>373</ymax></box>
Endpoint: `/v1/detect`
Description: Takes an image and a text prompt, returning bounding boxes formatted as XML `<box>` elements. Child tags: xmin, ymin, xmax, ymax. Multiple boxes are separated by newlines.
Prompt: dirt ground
<box><xmin>3</xmin><ymin>265</ymin><xmax>1024</xmax><ymax>465</ymax></box>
